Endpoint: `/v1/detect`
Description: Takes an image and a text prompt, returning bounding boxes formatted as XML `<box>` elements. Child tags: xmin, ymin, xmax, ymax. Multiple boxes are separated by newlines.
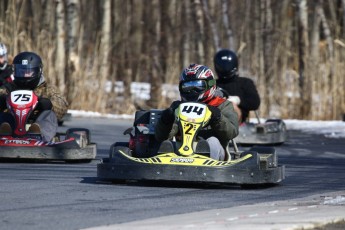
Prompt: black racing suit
<box><xmin>217</xmin><ymin>75</ymin><xmax>260</xmax><ymax>122</ymax></box>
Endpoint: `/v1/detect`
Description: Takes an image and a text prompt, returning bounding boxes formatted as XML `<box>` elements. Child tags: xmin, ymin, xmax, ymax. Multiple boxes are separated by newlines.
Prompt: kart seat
<box><xmin>134</xmin><ymin>109</ymin><xmax>163</xmax><ymax>135</ymax></box>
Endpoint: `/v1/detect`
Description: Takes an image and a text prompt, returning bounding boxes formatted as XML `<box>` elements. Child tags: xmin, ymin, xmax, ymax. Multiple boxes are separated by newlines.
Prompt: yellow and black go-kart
<box><xmin>97</xmin><ymin>102</ymin><xmax>285</xmax><ymax>185</ymax></box>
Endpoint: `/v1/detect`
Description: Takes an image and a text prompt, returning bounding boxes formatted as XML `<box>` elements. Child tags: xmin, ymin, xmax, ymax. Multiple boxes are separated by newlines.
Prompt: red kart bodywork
<box><xmin>0</xmin><ymin>90</ymin><xmax>96</xmax><ymax>162</ymax></box>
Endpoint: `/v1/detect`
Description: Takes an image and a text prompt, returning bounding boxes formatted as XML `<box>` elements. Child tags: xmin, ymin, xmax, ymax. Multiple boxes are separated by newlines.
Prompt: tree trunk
<box><xmin>66</xmin><ymin>0</ymin><xmax>79</xmax><ymax>106</ymax></box>
<box><xmin>95</xmin><ymin>0</ymin><xmax>111</xmax><ymax>112</ymax></box>
<box><xmin>201</xmin><ymin>0</ymin><xmax>220</xmax><ymax>51</ymax></box>
<box><xmin>192</xmin><ymin>0</ymin><xmax>205</xmax><ymax>64</ymax></box>
<box><xmin>149</xmin><ymin>0</ymin><xmax>162</xmax><ymax>109</ymax></box>
<box><xmin>297</xmin><ymin>0</ymin><xmax>311</xmax><ymax>119</ymax></box>
<box><xmin>55</xmin><ymin>0</ymin><xmax>66</xmax><ymax>93</ymax></box>
<box><xmin>260</xmin><ymin>0</ymin><xmax>273</xmax><ymax>117</ymax></box>
<box><xmin>221</xmin><ymin>0</ymin><xmax>234</xmax><ymax>50</ymax></box>
<box><xmin>181</xmin><ymin>0</ymin><xmax>191</xmax><ymax>68</ymax></box>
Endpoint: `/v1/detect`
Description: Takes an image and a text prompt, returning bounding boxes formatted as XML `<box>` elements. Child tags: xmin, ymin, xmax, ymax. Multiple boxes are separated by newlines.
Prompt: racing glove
<box><xmin>170</xmin><ymin>100</ymin><xmax>182</xmax><ymax>111</ymax></box>
<box><xmin>160</xmin><ymin>101</ymin><xmax>182</xmax><ymax>125</ymax></box>
<box><xmin>37</xmin><ymin>97</ymin><xmax>53</xmax><ymax>111</ymax></box>
<box><xmin>0</xmin><ymin>94</ymin><xmax>6</xmax><ymax>111</ymax></box>
<box><xmin>227</xmin><ymin>96</ymin><xmax>241</xmax><ymax>105</ymax></box>
<box><xmin>0</xmin><ymin>68</ymin><xmax>12</xmax><ymax>84</ymax></box>
<box><xmin>207</xmin><ymin>105</ymin><xmax>221</xmax><ymax>125</ymax></box>
<box><xmin>160</xmin><ymin>108</ymin><xmax>175</xmax><ymax>125</ymax></box>
<box><xmin>2</xmin><ymin>82</ymin><xmax>17</xmax><ymax>93</ymax></box>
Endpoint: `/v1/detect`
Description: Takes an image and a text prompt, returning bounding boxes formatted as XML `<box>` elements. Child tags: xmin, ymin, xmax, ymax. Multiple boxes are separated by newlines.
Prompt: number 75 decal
<box><xmin>10</xmin><ymin>90</ymin><xmax>34</xmax><ymax>105</ymax></box>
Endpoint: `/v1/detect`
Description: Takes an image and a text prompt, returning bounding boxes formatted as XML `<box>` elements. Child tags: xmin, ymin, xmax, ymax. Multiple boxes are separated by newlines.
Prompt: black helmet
<box><xmin>179</xmin><ymin>64</ymin><xmax>217</xmax><ymax>102</ymax></box>
<box><xmin>213</xmin><ymin>49</ymin><xmax>238</xmax><ymax>79</ymax></box>
<box><xmin>0</xmin><ymin>43</ymin><xmax>8</xmax><ymax>70</ymax></box>
<box><xmin>13</xmin><ymin>52</ymin><xmax>43</xmax><ymax>89</ymax></box>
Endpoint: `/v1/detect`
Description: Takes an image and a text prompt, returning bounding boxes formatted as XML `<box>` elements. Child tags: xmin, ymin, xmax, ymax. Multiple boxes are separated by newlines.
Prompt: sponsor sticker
<box><xmin>170</xmin><ymin>158</ymin><xmax>194</xmax><ymax>163</ymax></box>
<box><xmin>4</xmin><ymin>140</ymin><xmax>30</xmax><ymax>145</ymax></box>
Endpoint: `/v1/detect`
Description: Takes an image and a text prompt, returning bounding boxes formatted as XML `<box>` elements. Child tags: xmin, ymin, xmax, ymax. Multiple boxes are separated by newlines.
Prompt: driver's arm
<box><xmin>210</xmin><ymin>100</ymin><xmax>239</xmax><ymax>146</ymax></box>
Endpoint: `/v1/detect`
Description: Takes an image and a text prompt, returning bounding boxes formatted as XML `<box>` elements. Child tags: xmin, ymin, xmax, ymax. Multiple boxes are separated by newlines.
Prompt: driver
<box><xmin>155</xmin><ymin>64</ymin><xmax>239</xmax><ymax>161</ymax></box>
<box><xmin>214</xmin><ymin>49</ymin><xmax>260</xmax><ymax>123</ymax></box>
<box><xmin>0</xmin><ymin>51</ymin><xmax>68</xmax><ymax>141</ymax></box>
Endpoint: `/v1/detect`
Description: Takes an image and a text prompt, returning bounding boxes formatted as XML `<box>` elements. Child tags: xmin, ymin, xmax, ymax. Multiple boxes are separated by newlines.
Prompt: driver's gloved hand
<box><xmin>0</xmin><ymin>68</ymin><xmax>12</xmax><ymax>83</ymax></box>
<box><xmin>2</xmin><ymin>83</ymin><xmax>17</xmax><ymax>93</ymax></box>
<box><xmin>161</xmin><ymin>108</ymin><xmax>175</xmax><ymax>125</ymax></box>
<box><xmin>37</xmin><ymin>97</ymin><xmax>53</xmax><ymax>111</ymax></box>
<box><xmin>227</xmin><ymin>96</ymin><xmax>241</xmax><ymax>105</ymax></box>
<box><xmin>0</xmin><ymin>94</ymin><xmax>7</xmax><ymax>111</ymax></box>
<box><xmin>207</xmin><ymin>105</ymin><xmax>221</xmax><ymax>125</ymax></box>
<box><xmin>160</xmin><ymin>100</ymin><xmax>182</xmax><ymax>125</ymax></box>
<box><xmin>170</xmin><ymin>100</ymin><xmax>182</xmax><ymax>111</ymax></box>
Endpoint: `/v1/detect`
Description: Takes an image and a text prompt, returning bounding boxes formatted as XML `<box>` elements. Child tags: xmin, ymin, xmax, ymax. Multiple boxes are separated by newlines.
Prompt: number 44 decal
<box><xmin>181</xmin><ymin>105</ymin><xmax>204</xmax><ymax>115</ymax></box>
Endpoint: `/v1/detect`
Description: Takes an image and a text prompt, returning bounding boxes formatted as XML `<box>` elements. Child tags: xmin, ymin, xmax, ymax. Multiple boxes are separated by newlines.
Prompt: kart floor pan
<box><xmin>97</xmin><ymin>149</ymin><xmax>285</xmax><ymax>185</ymax></box>
<box><xmin>0</xmin><ymin>144</ymin><xmax>97</xmax><ymax>162</ymax></box>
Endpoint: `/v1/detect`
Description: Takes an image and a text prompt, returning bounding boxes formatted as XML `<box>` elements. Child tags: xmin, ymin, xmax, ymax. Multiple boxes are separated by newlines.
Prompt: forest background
<box><xmin>0</xmin><ymin>0</ymin><xmax>344</xmax><ymax>120</ymax></box>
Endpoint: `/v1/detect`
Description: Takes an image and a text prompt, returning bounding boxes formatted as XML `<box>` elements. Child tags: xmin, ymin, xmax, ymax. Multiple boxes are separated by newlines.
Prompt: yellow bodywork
<box><xmin>118</xmin><ymin>150</ymin><xmax>252</xmax><ymax>167</ymax></box>
<box><xmin>117</xmin><ymin>102</ymin><xmax>253</xmax><ymax>167</ymax></box>
<box><xmin>176</xmin><ymin>103</ymin><xmax>211</xmax><ymax>156</ymax></box>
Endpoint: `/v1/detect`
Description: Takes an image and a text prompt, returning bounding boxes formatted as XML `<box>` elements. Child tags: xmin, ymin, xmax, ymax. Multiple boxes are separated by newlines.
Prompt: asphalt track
<box><xmin>0</xmin><ymin>117</ymin><xmax>344</xmax><ymax>230</ymax></box>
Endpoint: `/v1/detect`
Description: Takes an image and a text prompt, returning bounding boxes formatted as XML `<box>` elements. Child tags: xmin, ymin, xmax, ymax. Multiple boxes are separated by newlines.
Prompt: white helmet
<box><xmin>0</xmin><ymin>43</ymin><xmax>8</xmax><ymax>70</ymax></box>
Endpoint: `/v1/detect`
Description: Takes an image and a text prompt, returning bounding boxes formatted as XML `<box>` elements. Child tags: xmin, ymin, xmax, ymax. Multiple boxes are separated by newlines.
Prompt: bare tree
<box><xmin>201</xmin><ymin>0</ymin><xmax>220</xmax><ymax>51</ymax></box>
<box><xmin>221</xmin><ymin>0</ymin><xmax>234</xmax><ymax>50</ymax></box>
<box><xmin>260</xmin><ymin>0</ymin><xmax>274</xmax><ymax>117</ymax></box>
<box><xmin>55</xmin><ymin>0</ymin><xmax>66</xmax><ymax>93</ymax></box>
<box><xmin>192</xmin><ymin>0</ymin><xmax>205</xmax><ymax>64</ymax></box>
<box><xmin>297</xmin><ymin>0</ymin><xmax>311</xmax><ymax>119</ymax></box>
<box><xmin>95</xmin><ymin>0</ymin><xmax>111</xmax><ymax>112</ymax></box>
<box><xmin>66</xmin><ymin>0</ymin><xmax>80</xmax><ymax>106</ymax></box>
<box><xmin>180</xmin><ymin>0</ymin><xmax>191</xmax><ymax>68</ymax></box>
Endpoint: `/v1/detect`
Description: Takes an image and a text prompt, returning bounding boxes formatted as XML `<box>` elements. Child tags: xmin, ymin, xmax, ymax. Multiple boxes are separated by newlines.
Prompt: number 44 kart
<box><xmin>97</xmin><ymin>102</ymin><xmax>285</xmax><ymax>185</ymax></box>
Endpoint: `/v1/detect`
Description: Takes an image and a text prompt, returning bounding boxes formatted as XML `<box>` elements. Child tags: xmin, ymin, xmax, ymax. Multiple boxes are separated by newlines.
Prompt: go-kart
<box><xmin>235</xmin><ymin>110</ymin><xmax>287</xmax><ymax>145</ymax></box>
<box><xmin>97</xmin><ymin>102</ymin><xmax>285</xmax><ymax>185</ymax></box>
<box><xmin>0</xmin><ymin>90</ymin><xmax>96</xmax><ymax>162</ymax></box>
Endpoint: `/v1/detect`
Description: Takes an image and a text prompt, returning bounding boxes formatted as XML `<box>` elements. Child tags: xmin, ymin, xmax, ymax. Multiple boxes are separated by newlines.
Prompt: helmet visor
<box><xmin>180</xmin><ymin>80</ymin><xmax>207</xmax><ymax>93</ymax></box>
<box><xmin>14</xmin><ymin>64</ymin><xmax>40</xmax><ymax>78</ymax></box>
